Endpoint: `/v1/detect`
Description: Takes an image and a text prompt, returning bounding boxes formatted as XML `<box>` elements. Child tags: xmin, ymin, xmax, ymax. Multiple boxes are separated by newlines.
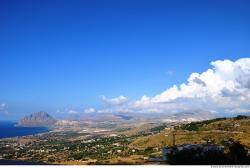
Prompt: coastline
<box><xmin>0</xmin><ymin>121</ymin><xmax>51</xmax><ymax>139</ymax></box>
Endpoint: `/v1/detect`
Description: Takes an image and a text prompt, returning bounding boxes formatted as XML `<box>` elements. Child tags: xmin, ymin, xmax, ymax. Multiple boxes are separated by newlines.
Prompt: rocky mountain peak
<box><xmin>18</xmin><ymin>111</ymin><xmax>57</xmax><ymax>127</ymax></box>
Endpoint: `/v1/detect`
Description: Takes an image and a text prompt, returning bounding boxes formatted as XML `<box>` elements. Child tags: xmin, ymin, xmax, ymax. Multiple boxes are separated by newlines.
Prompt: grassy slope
<box><xmin>130</xmin><ymin>116</ymin><xmax>250</xmax><ymax>149</ymax></box>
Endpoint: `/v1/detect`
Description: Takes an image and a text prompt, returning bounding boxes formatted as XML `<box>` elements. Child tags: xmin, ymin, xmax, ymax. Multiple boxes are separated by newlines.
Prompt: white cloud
<box><xmin>97</xmin><ymin>58</ymin><xmax>250</xmax><ymax>115</ymax></box>
<box><xmin>132</xmin><ymin>58</ymin><xmax>250</xmax><ymax>114</ymax></box>
<box><xmin>166</xmin><ymin>71</ymin><xmax>174</xmax><ymax>76</ymax></box>
<box><xmin>100</xmin><ymin>95</ymin><xmax>128</xmax><ymax>105</ymax></box>
<box><xmin>68</xmin><ymin>110</ymin><xmax>79</xmax><ymax>115</ymax></box>
<box><xmin>0</xmin><ymin>103</ymin><xmax>6</xmax><ymax>109</ymax></box>
<box><xmin>84</xmin><ymin>107</ymin><xmax>96</xmax><ymax>113</ymax></box>
<box><xmin>0</xmin><ymin>103</ymin><xmax>8</xmax><ymax>114</ymax></box>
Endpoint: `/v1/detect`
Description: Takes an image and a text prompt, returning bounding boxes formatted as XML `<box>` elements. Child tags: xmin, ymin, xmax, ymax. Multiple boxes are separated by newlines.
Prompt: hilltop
<box><xmin>17</xmin><ymin>112</ymin><xmax>57</xmax><ymax>127</ymax></box>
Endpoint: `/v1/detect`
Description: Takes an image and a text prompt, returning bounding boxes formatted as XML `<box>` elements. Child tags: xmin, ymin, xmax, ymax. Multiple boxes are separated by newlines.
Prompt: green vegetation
<box><xmin>167</xmin><ymin>141</ymin><xmax>250</xmax><ymax>165</ymax></box>
<box><xmin>131</xmin><ymin>115</ymin><xmax>250</xmax><ymax>151</ymax></box>
<box><xmin>1</xmin><ymin>115</ymin><xmax>250</xmax><ymax>165</ymax></box>
<box><xmin>149</xmin><ymin>124</ymin><xmax>167</xmax><ymax>133</ymax></box>
<box><xmin>234</xmin><ymin>115</ymin><xmax>250</xmax><ymax>120</ymax></box>
<box><xmin>180</xmin><ymin>117</ymin><xmax>227</xmax><ymax>131</ymax></box>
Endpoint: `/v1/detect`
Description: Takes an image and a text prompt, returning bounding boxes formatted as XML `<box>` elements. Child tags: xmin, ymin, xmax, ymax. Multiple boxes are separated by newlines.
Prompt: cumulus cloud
<box><xmin>68</xmin><ymin>110</ymin><xmax>79</xmax><ymax>115</ymax></box>
<box><xmin>0</xmin><ymin>103</ymin><xmax>6</xmax><ymax>110</ymax></box>
<box><xmin>98</xmin><ymin>58</ymin><xmax>250</xmax><ymax>114</ymax></box>
<box><xmin>132</xmin><ymin>58</ymin><xmax>250</xmax><ymax>114</ymax></box>
<box><xmin>100</xmin><ymin>95</ymin><xmax>128</xmax><ymax>106</ymax></box>
<box><xmin>0</xmin><ymin>103</ymin><xmax>8</xmax><ymax>114</ymax></box>
<box><xmin>84</xmin><ymin>107</ymin><xmax>96</xmax><ymax>113</ymax></box>
<box><xmin>166</xmin><ymin>71</ymin><xmax>174</xmax><ymax>76</ymax></box>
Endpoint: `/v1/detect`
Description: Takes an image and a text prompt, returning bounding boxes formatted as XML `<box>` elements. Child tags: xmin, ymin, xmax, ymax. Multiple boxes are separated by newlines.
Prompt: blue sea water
<box><xmin>0</xmin><ymin>121</ymin><xmax>49</xmax><ymax>139</ymax></box>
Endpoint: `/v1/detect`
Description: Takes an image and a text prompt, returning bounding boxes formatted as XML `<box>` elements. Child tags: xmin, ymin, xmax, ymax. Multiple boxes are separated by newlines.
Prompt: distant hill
<box><xmin>17</xmin><ymin>112</ymin><xmax>57</xmax><ymax>127</ymax></box>
<box><xmin>114</xmin><ymin>114</ymin><xmax>133</xmax><ymax>120</ymax></box>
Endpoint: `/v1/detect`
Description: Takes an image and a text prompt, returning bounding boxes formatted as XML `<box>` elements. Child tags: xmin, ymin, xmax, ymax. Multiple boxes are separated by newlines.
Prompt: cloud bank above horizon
<box><xmin>87</xmin><ymin>58</ymin><xmax>250</xmax><ymax>115</ymax></box>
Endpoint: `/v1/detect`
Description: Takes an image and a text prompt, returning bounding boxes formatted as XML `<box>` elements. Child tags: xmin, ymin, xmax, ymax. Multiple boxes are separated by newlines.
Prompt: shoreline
<box><xmin>0</xmin><ymin>121</ymin><xmax>51</xmax><ymax>139</ymax></box>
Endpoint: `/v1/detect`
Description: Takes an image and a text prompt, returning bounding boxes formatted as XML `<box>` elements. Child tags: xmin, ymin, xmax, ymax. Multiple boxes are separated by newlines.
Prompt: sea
<box><xmin>0</xmin><ymin>121</ymin><xmax>49</xmax><ymax>139</ymax></box>
<box><xmin>0</xmin><ymin>121</ymin><xmax>50</xmax><ymax>165</ymax></box>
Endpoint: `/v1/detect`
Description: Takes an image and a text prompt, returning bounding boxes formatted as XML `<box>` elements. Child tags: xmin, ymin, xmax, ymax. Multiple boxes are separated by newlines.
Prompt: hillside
<box><xmin>130</xmin><ymin>115</ymin><xmax>250</xmax><ymax>149</ymax></box>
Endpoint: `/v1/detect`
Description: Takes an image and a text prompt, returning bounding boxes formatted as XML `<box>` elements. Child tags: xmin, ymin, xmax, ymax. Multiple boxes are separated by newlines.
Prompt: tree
<box><xmin>166</xmin><ymin>147</ymin><xmax>227</xmax><ymax>165</ymax></box>
<box><xmin>228</xmin><ymin>141</ymin><xmax>249</xmax><ymax>164</ymax></box>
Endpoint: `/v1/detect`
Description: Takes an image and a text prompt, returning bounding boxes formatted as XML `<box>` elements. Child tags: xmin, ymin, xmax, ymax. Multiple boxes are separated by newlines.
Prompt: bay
<box><xmin>0</xmin><ymin>121</ymin><xmax>49</xmax><ymax>139</ymax></box>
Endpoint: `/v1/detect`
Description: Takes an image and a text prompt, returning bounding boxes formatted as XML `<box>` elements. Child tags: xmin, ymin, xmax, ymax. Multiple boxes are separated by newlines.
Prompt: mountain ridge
<box><xmin>17</xmin><ymin>111</ymin><xmax>57</xmax><ymax>127</ymax></box>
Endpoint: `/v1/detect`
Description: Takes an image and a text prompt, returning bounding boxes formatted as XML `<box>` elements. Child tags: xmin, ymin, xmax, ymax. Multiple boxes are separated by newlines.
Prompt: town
<box><xmin>1</xmin><ymin>116</ymin><xmax>250</xmax><ymax>164</ymax></box>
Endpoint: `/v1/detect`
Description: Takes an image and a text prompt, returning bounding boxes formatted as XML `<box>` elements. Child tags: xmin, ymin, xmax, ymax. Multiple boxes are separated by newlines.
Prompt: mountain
<box><xmin>173</xmin><ymin>110</ymin><xmax>216</xmax><ymax>120</ymax></box>
<box><xmin>17</xmin><ymin>112</ymin><xmax>57</xmax><ymax>127</ymax></box>
<box><xmin>76</xmin><ymin>110</ymin><xmax>216</xmax><ymax>123</ymax></box>
<box><xmin>114</xmin><ymin>114</ymin><xmax>133</xmax><ymax>120</ymax></box>
<box><xmin>161</xmin><ymin>110</ymin><xmax>217</xmax><ymax>122</ymax></box>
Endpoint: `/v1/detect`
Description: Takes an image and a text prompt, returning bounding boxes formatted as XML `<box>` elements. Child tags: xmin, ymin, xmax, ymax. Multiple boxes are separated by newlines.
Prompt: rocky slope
<box><xmin>17</xmin><ymin>111</ymin><xmax>57</xmax><ymax>127</ymax></box>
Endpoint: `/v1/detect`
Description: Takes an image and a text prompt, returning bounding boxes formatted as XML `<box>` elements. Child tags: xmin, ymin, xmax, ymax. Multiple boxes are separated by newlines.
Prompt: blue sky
<box><xmin>0</xmin><ymin>0</ymin><xmax>250</xmax><ymax>120</ymax></box>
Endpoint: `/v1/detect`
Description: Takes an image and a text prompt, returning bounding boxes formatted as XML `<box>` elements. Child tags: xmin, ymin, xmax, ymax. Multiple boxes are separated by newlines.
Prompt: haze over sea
<box><xmin>0</xmin><ymin>121</ymin><xmax>49</xmax><ymax>139</ymax></box>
